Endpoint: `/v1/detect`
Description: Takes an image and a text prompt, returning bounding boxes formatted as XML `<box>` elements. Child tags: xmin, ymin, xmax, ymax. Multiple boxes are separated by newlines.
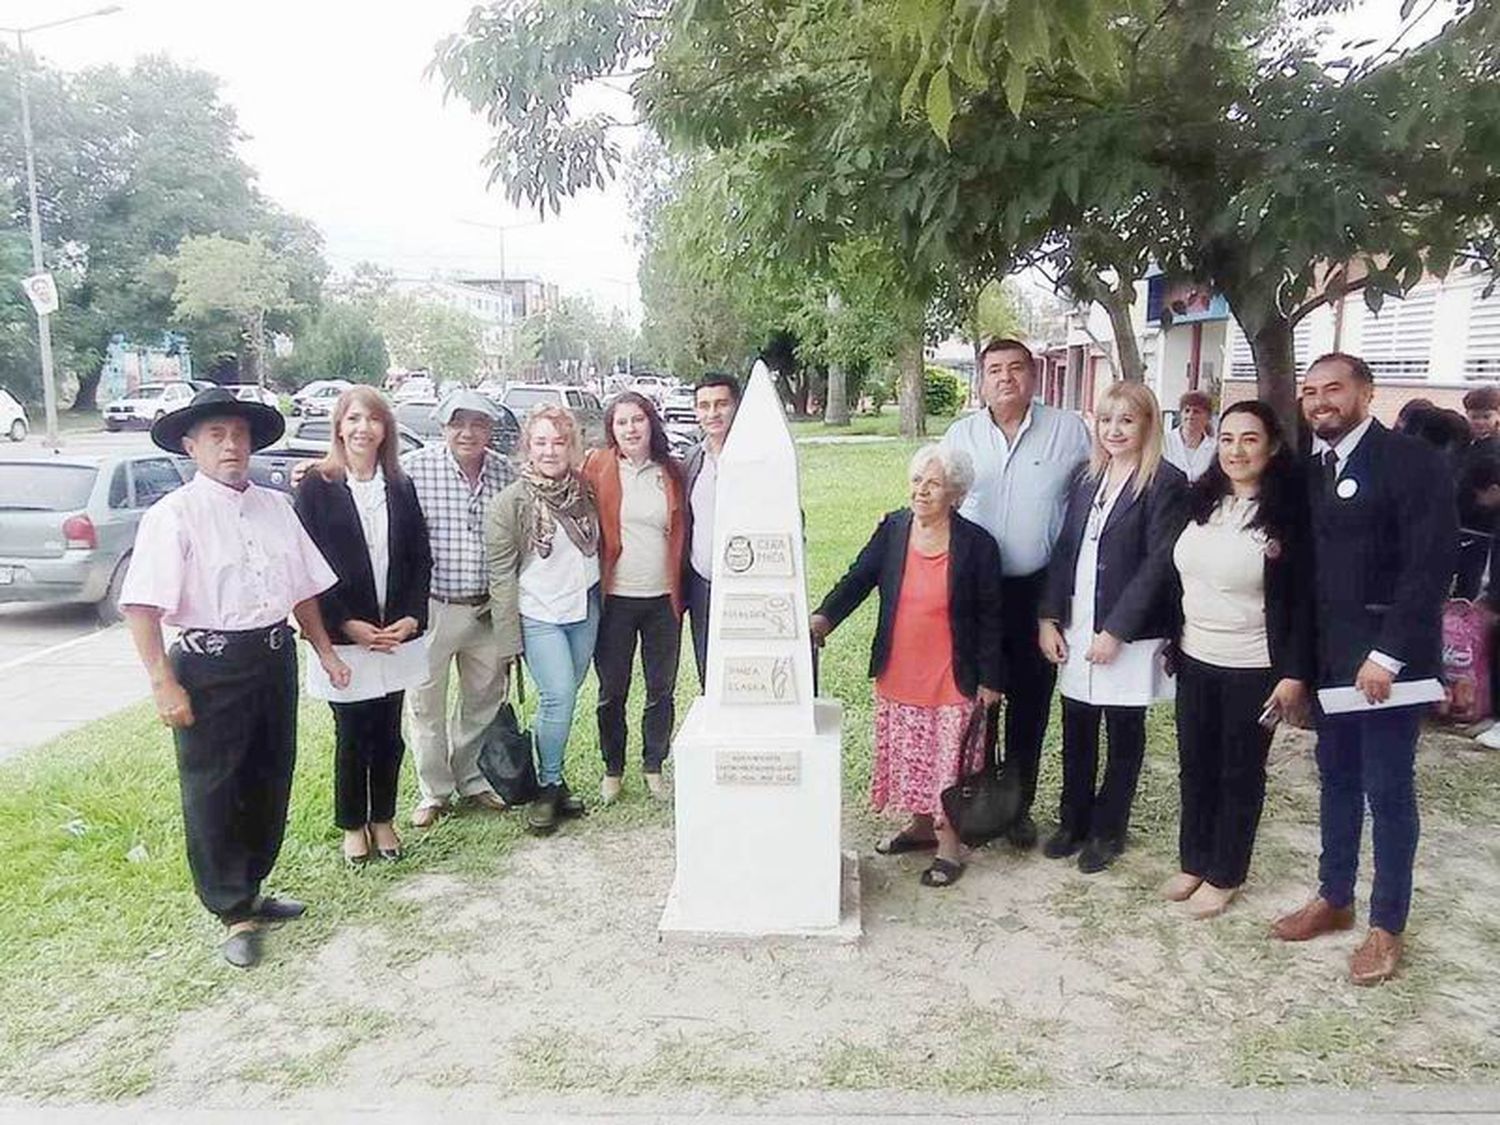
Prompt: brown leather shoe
<box><xmin>410</xmin><ymin>800</ymin><xmax>446</xmax><ymax>828</ymax></box>
<box><xmin>1270</xmin><ymin>896</ymin><xmax>1355</xmax><ymax>942</ymax></box>
<box><xmin>468</xmin><ymin>790</ymin><xmax>508</xmax><ymax>813</ymax></box>
<box><xmin>1350</xmin><ymin>927</ymin><xmax>1403</xmax><ymax>986</ymax></box>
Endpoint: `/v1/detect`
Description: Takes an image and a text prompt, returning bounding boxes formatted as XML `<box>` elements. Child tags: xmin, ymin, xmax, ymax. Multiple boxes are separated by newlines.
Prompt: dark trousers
<box><xmin>1059</xmin><ymin>698</ymin><xmax>1146</xmax><ymax>845</ymax></box>
<box><xmin>1454</xmin><ymin>530</ymin><xmax>1491</xmax><ymax>600</ymax></box>
<box><xmin>1174</xmin><ymin>654</ymin><xmax>1274</xmax><ymax>889</ymax></box>
<box><xmin>984</xmin><ymin>570</ymin><xmax>1057</xmax><ymax>817</ymax></box>
<box><xmin>1315</xmin><ymin>705</ymin><xmax>1422</xmax><ymax>933</ymax></box>
<box><xmin>170</xmin><ymin>626</ymin><xmax>298</xmax><ymax>925</ymax></box>
<box><xmin>331</xmin><ymin>692</ymin><xmax>406</xmax><ymax>829</ymax></box>
<box><xmin>595</xmin><ymin>594</ymin><xmax>681</xmax><ymax>775</ymax></box>
<box><xmin>686</xmin><ymin>569</ymin><xmax>712</xmax><ymax>691</ymax></box>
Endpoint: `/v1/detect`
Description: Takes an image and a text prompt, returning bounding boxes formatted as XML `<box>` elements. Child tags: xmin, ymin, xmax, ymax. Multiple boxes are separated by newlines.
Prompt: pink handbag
<box><xmin>1438</xmin><ymin>599</ymin><xmax>1494</xmax><ymax>724</ymax></box>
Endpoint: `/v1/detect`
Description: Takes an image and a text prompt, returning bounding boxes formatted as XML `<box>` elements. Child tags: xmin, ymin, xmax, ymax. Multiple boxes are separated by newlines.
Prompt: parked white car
<box><xmin>393</xmin><ymin>376</ymin><xmax>436</xmax><ymax>403</ymax></box>
<box><xmin>0</xmin><ymin>388</ymin><xmax>28</xmax><ymax>442</ymax></box>
<box><xmin>226</xmin><ymin>384</ymin><xmax>281</xmax><ymax>409</ymax></box>
<box><xmin>290</xmin><ymin>379</ymin><xmax>353</xmax><ymax>418</ymax></box>
<box><xmin>103</xmin><ymin>382</ymin><xmax>197</xmax><ymax>431</ymax></box>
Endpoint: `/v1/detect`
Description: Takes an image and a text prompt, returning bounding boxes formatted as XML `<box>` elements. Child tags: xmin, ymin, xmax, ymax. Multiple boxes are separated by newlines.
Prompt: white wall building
<box><xmin>392</xmin><ymin>274</ymin><xmax>559</xmax><ymax>377</ymax></box>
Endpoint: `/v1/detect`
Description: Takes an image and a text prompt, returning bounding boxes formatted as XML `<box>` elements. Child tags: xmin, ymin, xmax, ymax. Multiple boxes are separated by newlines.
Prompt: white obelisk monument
<box><xmin>659</xmin><ymin>361</ymin><xmax>855</xmax><ymax>939</ymax></box>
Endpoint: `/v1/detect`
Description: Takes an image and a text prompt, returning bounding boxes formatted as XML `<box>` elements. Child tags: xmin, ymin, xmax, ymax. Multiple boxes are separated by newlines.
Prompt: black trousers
<box><xmin>595</xmin><ymin>594</ymin><xmax>681</xmax><ymax>775</ymax></box>
<box><xmin>331</xmin><ymin>691</ymin><xmax>406</xmax><ymax>829</ymax></box>
<box><xmin>170</xmin><ymin>626</ymin><xmax>298</xmax><ymax>925</ymax></box>
<box><xmin>984</xmin><ymin>569</ymin><xmax>1057</xmax><ymax>818</ymax></box>
<box><xmin>1058</xmin><ymin>697</ymin><xmax>1146</xmax><ymax>845</ymax></box>
<box><xmin>686</xmin><ymin>569</ymin><xmax>712</xmax><ymax>692</ymax></box>
<box><xmin>1173</xmin><ymin>654</ymin><xmax>1274</xmax><ymax>889</ymax></box>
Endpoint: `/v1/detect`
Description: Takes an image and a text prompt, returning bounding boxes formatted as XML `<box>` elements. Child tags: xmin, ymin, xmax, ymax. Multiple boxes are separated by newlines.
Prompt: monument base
<box><xmin>658</xmin><ymin>696</ymin><xmax>858</xmax><ymax>940</ymax></box>
<box><xmin>658</xmin><ymin>850</ymin><xmax>863</xmax><ymax>945</ymax></box>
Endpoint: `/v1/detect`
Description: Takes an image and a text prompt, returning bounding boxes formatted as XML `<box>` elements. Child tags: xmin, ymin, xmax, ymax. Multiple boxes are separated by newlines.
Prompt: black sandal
<box><xmin>875</xmin><ymin>830</ymin><xmax>939</xmax><ymax>855</ymax></box>
<box><xmin>919</xmin><ymin>857</ymin><xmax>966</xmax><ymax>888</ymax></box>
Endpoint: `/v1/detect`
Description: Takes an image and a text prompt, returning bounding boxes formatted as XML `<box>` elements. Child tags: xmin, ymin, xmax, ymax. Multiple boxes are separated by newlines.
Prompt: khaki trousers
<box><xmin>406</xmin><ymin>599</ymin><xmax>508</xmax><ymax>805</ymax></box>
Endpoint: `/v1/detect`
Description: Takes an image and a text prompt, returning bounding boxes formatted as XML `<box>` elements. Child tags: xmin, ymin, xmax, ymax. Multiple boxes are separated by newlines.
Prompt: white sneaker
<box><xmin>601</xmin><ymin>775</ymin><xmax>623</xmax><ymax>804</ymax></box>
<box><xmin>644</xmin><ymin>772</ymin><xmax>668</xmax><ymax>799</ymax></box>
<box><xmin>1476</xmin><ymin>723</ymin><xmax>1500</xmax><ymax>750</ymax></box>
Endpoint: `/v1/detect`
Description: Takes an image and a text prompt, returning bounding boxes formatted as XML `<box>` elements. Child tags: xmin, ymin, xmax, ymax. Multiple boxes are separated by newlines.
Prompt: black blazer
<box><xmin>294</xmin><ymin>469</ymin><xmax>433</xmax><ymax>646</ymax></box>
<box><xmin>1040</xmin><ymin>462</ymin><xmax>1189</xmax><ymax>641</ymax></box>
<box><xmin>1307</xmin><ymin>420</ymin><xmax>1456</xmax><ymax>687</ymax></box>
<box><xmin>814</xmin><ymin>509</ymin><xmax>1004</xmax><ymax>697</ymax></box>
<box><xmin>1173</xmin><ymin>490</ymin><xmax>1317</xmax><ymax>684</ymax></box>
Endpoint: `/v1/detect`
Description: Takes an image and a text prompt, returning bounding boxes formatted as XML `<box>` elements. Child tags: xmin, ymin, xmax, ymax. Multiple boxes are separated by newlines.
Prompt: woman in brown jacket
<box><xmin>581</xmin><ymin>391</ymin><xmax>687</xmax><ymax>802</ymax></box>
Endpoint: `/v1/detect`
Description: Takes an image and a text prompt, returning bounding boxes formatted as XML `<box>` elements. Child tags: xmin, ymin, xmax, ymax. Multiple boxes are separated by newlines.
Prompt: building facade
<box><xmin>392</xmin><ymin>275</ymin><xmax>560</xmax><ymax>377</ymax></box>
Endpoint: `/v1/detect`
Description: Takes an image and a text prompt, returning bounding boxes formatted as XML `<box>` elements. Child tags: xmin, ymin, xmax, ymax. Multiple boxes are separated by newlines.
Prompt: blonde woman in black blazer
<box><xmin>1039</xmin><ymin>381</ymin><xmax>1188</xmax><ymax>874</ymax></box>
<box><xmin>295</xmin><ymin>387</ymin><xmax>431</xmax><ymax>865</ymax></box>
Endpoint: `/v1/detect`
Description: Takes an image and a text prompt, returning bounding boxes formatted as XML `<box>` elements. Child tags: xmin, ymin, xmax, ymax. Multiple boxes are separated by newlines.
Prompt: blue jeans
<box><xmin>521</xmin><ymin>588</ymin><xmax>601</xmax><ymax>786</ymax></box>
<box><xmin>1314</xmin><ymin>706</ymin><xmax>1422</xmax><ymax>933</ymax></box>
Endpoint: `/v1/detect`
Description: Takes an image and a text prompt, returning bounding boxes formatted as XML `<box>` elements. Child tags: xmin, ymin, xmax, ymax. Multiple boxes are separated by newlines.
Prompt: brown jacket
<box><xmin>582</xmin><ymin>449</ymin><xmax>687</xmax><ymax>617</ymax></box>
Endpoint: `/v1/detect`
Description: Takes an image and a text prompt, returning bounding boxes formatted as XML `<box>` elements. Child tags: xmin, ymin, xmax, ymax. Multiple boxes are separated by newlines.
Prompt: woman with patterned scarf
<box><xmin>487</xmin><ymin>404</ymin><xmax>602</xmax><ymax>836</ymax></box>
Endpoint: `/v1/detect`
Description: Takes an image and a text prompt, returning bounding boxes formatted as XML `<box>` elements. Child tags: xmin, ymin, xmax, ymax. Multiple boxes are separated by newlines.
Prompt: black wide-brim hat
<box><xmin>151</xmin><ymin>386</ymin><xmax>286</xmax><ymax>455</ymax></box>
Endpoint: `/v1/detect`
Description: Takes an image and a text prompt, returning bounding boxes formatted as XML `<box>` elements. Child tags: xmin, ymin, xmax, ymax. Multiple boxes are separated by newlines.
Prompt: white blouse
<box><xmin>520</xmin><ymin>526</ymin><xmax>601</xmax><ymax>625</ymax></box>
<box><xmin>1173</xmin><ymin>496</ymin><xmax>1271</xmax><ymax>669</ymax></box>
<box><xmin>1058</xmin><ymin>475</ymin><xmax>1174</xmax><ymax>707</ymax></box>
<box><xmin>345</xmin><ymin>468</ymin><xmax>390</xmax><ymax>617</ymax></box>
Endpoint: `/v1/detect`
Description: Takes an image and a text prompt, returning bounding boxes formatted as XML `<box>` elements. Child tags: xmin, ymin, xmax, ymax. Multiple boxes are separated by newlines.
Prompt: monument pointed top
<box><xmin>720</xmin><ymin>359</ymin><xmax>794</xmax><ymax>464</ymax></box>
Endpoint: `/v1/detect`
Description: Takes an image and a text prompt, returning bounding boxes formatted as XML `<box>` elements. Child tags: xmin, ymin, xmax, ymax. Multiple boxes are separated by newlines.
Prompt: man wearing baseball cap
<box><xmin>401</xmin><ymin>389</ymin><xmax>517</xmax><ymax>826</ymax></box>
<box><xmin>120</xmin><ymin>387</ymin><xmax>351</xmax><ymax>968</ymax></box>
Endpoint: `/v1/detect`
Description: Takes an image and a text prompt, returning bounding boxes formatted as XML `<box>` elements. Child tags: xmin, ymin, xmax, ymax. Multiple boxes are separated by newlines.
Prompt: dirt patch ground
<box><xmin>40</xmin><ymin>726</ymin><xmax>1495</xmax><ymax>1111</ymax></box>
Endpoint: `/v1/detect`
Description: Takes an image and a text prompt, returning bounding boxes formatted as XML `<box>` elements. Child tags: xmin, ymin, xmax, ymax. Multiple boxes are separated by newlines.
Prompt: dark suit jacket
<box><xmin>294</xmin><ymin>469</ymin><xmax>433</xmax><ymax>646</ymax></box>
<box><xmin>814</xmin><ymin>509</ymin><xmax>1004</xmax><ymax>698</ymax></box>
<box><xmin>1307</xmin><ymin>420</ymin><xmax>1456</xmax><ymax>687</ymax></box>
<box><xmin>1040</xmin><ymin>463</ymin><xmax>1189</xmax><ymax>641</ymax></box>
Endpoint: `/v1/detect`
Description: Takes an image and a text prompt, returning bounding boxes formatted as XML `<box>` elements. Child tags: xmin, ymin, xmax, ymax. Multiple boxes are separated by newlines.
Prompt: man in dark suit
<box><xmin>681</xmin><ymin>373</ymin><xmax>741</xmax><ymax>689</ymax></box>
<box><xmin>1272</xmin><ymin>353</ymin><xmax>1456</xmax><ymax>985</ymax></box>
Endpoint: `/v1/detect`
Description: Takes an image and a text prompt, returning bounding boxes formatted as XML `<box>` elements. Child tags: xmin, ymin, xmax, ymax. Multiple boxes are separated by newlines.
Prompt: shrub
<box><xmin>923</xmin><ymin>365</ymin><xmax>963</xmax><ymax>416</ymax></box>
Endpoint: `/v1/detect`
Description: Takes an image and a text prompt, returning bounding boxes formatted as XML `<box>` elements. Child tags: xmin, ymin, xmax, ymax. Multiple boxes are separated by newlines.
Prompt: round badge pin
<box><xmin>1336</xmin><ymin>477</ymin><xmax>1358</xmax><ymax>500</ymax></box>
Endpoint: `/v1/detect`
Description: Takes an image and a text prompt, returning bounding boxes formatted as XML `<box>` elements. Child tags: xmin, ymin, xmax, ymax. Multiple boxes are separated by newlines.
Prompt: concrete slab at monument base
<box><xmin>659</xmin><ymin>697</ymin><xmax>859</xmax><ymax>940</ymax></box>
<box><xmin>659</xmin><ymin>849</ymin><xmax>863</xmax><ymax>945</ymax></box>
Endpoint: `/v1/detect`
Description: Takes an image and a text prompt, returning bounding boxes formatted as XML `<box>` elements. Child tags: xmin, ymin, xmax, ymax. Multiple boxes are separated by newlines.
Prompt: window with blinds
<box><xmin>1465</xmin><ymin>287</ymin><xmax>1500</xmax><ymax>381</ymax></box>
<box><xmin>1359</xmin><ymin>285</ymin><xmax>1436</xmax><ymax>379</ymax></box>
<box><xmin>1227</xmin><ymin>317</ymin><xmax>1317</xmax><ymax>379</ymax></box>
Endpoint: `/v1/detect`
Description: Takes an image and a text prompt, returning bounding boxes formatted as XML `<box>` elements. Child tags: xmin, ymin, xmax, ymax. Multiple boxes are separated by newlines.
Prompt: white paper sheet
<box><xmin>1316</xmin><ymin>678</ymin><xmax>1447</xmax><ymax>715</ymax></box>
<box><xmin>304</xmin><ymin>636</ymin><xmax>432</xmax><ymax>703</ymax></box>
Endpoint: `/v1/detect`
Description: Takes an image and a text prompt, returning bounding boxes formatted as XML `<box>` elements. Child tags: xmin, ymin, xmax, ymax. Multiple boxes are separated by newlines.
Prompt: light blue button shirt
<box><xmin>942</xmin><ymin>402</ymin><xmax>1092</xmax><ymax>577</ymax></box>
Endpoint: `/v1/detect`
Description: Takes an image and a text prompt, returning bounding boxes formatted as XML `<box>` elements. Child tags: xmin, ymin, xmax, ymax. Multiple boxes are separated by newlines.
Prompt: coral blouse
<box><xmin>875</xmin><ymin>544</ymin><xmax>965</xmax><ymax>707</ymax></box>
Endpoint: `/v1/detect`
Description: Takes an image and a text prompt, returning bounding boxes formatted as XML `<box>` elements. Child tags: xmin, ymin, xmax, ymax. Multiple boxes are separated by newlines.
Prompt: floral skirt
<box><xmin>870</xmin><ymin>694</ymin><xmax>981</xmax><ymax>827</ymax></box>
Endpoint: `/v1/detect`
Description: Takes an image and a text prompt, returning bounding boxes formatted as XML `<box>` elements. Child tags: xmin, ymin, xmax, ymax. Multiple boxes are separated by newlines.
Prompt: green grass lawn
<box><xmin>791</xmin><ymin>409</ymin><xmax>957</xmax><ymax>439</ymax></box>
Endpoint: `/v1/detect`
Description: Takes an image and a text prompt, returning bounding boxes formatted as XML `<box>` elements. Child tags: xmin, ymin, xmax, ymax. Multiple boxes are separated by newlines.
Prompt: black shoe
<box><xmin>1006</xmin><ymin>814</ymin><xmax>1038</xmax><ymax>851</ymax></box>
<box><xmin>253</xmin><ymin>896</ymin><xmax>306</xmax><ymax>921</ymax></box>
<box><xmin>556</xmin><ymin>781</ymin><xmax>586</xmax><ymax>818</ymax></box>
<box><xmin>1042</xmin><ymin>827</ymin><xmax>1084</xmax><ymax>859</ymax></box>
<box><xmin>1077</xmin><ymin>837</ymin><xmax>1122</xmax><ymax>874</ymax></box>
<box><xmin>528</xmin><ymin>786</ymin><xmax>559</xmax><ymax>835</ymax></box>
<box><xmin>221</xmin><ymin>928</ymin><xmax>263</xmax><ymax>968</ymax></box>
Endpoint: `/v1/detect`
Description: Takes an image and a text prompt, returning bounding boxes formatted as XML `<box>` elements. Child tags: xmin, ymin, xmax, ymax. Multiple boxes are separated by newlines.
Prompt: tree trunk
<box><xmin>824</xmin><ymin>362</ymin><xmax>850</xmax><ymax>426</ymax></box>
<box><xmin>1099</xmin><ymin>287</ymin><xmax>1143</xmax><ymax>382</ymax></box>
<box><xmin>897</xmin><ymin>335</ymin><xmax>925</xmax><ymax>439</ymax></box>
<box><xmin>1248</xmin><ymin>313</ymin><xmax>1299</xmax><ymax>441</ymax></box>
<box><xmin>71</xmin><ymin>368</ymin><xmax>101</xmax><ymax>413</ymax></box>
<box><xmin>242</xmin><ymin>311</ymin><xmax>267</xmax><ymax>387</ymax></box>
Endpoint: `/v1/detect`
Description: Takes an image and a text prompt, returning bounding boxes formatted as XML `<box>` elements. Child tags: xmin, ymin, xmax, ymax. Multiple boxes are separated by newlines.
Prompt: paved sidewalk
<box><xmin>3</xmin><ymin>1087</ymin><xmax>1499</xmax><ymax>1123</ymax></box>
<box><xmin>0</xmin><ymin>623</ymin><xmax>148</xmax><ymax>763</ymax></box>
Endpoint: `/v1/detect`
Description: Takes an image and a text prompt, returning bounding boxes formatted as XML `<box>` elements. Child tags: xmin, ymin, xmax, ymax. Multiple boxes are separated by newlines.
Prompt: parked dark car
<box><xmin>246</xmin><ymin>420</ymin><xmax>427</xmax><ymax>492</ymax></box>
<box><xmin>0</xmin><ymin>453</ymin><xmax>192</xmax><ymax>621</ymax></box>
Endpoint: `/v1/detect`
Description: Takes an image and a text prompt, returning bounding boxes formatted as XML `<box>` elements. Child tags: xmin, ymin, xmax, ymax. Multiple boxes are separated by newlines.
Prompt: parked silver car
<box><xmin>499</xmin><ymin>383</ymin><xmax>606</xmax><ymax>449</ymax></box>
<box><xmin>0</xmin><ymin>453</ymin><xmax>192</xmax><ymax>622</ymax></box>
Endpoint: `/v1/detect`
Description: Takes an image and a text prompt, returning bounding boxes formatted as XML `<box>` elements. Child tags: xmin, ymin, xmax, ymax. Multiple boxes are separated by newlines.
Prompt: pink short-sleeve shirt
<box><xmin>120</xmin><ymin>473</ymin><xmax>336</xmax><ymax>630</ymax></box>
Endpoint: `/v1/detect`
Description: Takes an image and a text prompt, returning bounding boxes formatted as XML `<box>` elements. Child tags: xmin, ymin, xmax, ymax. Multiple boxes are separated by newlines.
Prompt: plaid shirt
<box><xmin>402</xmin><ymin>445</ymin><xmax>515</xmax><ymax>599</ymax></box>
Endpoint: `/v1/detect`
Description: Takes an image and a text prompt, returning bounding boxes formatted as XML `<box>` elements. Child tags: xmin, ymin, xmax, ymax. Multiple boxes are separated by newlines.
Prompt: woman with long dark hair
<box><xmin>581</xmin><ymin>391</ymin><xmax>687</xmax><ymax>801</ymax></box>
<box><xmin>294</xmin><ymin>386</ymin><xmax>432</xmax><ymax>864</ymax></box>
<box><xmin>1165</xmin><ymin>400</ymin><xmax>1314</xmax><ymax>917</ymax></box>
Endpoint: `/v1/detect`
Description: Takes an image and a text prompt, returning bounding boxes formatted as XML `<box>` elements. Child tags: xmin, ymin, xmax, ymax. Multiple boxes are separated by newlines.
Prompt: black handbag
<box><xmin>940</xmin><ymin>703</ymin><xmax>1022</xmax><ymax>847</ymax></box>
<box><xmin>476</xmin><ymin>659</ymin><xmax>540</xmax><ymax>806</ymax></box>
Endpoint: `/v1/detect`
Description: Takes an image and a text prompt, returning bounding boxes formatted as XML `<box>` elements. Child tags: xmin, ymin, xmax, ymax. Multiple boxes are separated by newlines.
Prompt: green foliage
<box><xmin>373</xmin><ymin>294</ymin><xmax>484</xmax><ymax>382</ymax></box>
<box><xmin>165</xmin><ymin>234</ymin><xmax>299</xmax><ymax>386</ymax></box>
<box><xmin>923</xmin><ymin>364</ymin><xmax>962</xmax><ymax>416</ymax></box>
<box><xmin>514</xmin><ymin>294</ymin><xmax>637</xmax><ymax>380</ymax></box>
<box><xmin>277</xmin><ymin>302</ymin><xmax>389</xmax><ymax>388</ymax></box>
<box><xmin>0</xmin><ymin>50</ymin><xmax>326</xmax><ymax>408</ymax></box>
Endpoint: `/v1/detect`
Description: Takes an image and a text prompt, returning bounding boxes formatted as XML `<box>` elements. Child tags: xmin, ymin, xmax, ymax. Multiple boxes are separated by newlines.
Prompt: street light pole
<box><xmin>3</xmin><ymin>6</ymin><xmax>124</xmax><ymax>448</ymax></box>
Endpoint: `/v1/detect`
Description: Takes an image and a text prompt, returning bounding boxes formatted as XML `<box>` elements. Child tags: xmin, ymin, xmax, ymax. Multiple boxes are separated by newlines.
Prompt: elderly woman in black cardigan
<box><xmin>295</xmin><ymin>386</ymin><xmax>432</xmax><ymax>865</ymax></box>
<box><xmin>1166</xmin><ymin>400</ymin><xmax>1313</xmax><ymax>918</ymax></box>
<box><xmin>811</xmin><ymin>444</ymin><xmax>1004</xmax><ymax>888</ymax></box>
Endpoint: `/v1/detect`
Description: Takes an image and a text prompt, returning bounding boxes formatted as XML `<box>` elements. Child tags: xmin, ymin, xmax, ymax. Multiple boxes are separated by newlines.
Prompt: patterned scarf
<box><xmin>520</xmin><ymin>464</ymin><xmax>600</xmax><ymax>559</ymax></box>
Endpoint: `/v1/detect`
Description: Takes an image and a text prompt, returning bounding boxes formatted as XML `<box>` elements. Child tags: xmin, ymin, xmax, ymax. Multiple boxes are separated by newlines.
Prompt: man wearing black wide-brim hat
<box><xmin>119</xmin><ymin>387</ymin><xmax>352</xmax><ymax>968</ymax></box>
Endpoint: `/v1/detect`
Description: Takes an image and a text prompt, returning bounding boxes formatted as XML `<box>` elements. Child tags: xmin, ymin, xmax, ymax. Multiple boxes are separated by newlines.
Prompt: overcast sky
<box><xmin>1</xmin><ymin>0</ymin><xmax>643</xmax><ymax>317</ymax></box>
<box><xmin>1</xmin><ymin>1</ymin><xmax>1458</xmax><ymax>323</ymax></box>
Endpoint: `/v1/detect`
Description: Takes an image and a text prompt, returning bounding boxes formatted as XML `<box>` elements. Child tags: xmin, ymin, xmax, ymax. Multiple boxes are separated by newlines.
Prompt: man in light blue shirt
<box><xmin>942</xmin><ymin>338</ymin><xmax>1091</xmax><ymax>849</ymax></box>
